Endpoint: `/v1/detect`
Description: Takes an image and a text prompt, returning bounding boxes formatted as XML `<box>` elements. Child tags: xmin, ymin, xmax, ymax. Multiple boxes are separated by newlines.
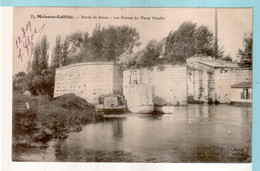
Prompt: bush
<box><xmin>13</xmin><ymin>93</ymin><xmax>103</xmax><ymax>152</ymax></box>
<box><xmin>54</xmin><ymin>93</ymin><xmax>95</xmax><ymax>109</ymax></box>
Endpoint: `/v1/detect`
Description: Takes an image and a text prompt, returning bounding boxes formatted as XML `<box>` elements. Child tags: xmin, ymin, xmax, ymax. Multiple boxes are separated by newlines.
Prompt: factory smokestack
<box><xmin>215</xmin><ymin>8</ymin><xmax>218</xmax><ymax>58</ymax></box>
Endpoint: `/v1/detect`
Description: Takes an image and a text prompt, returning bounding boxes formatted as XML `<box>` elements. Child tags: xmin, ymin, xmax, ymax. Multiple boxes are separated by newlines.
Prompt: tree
<box><xmin>85</xmin><ymin>25</ymin><xmax>140</xmax><ymax>62</ymax></box>
<box><xmin>51</xmin><ymin>35</ymin><xmax>72</xmax><ymax>68</ymax></box>
<box><xmin>164</xmin><ymin>21</ymin><xmax>219</xmax><ymax>64</ymax></box>
<box><xmin>238</xmin><ymin>33</ymin><xmax>252</xmax><ymax>68</ymax></box>
<box><xmin>135</xmin><ymin>40</ymin><xmax>163</xmax><ymax>68</ymax></box>
<box><xmin>119</xmin><ymin>40</ymin><xmax>163</xmax><ymax>69</ymax></box>
<box><xmin>28</xmin><ymin>35</ymin><xmax>54</xmax><ymax>96</ymax></box>
<box><xmin>51</xmin><ymin>36</ymin><xmax>62</xmax><ymax>69</ymax></box>
<box><xmin>69</xmin><ymin>32</ymin><xmax>89</xmax><ymax>63</ymax></box>
<box><xmin>195</xmin><ymin>25</ymin><xmax>215</xmax><ymax>56</ymax></box>
<box><xmin>164</xmin><ymin>22</ymin><xmax>197</xmax><ymax>64</ymax></box>
<box><xmin>13</xmin><ymin>72</ymin><xmax>27</xmax><ymax>93</ymax></box>
<box><xmin>67</xmin><ymin>31</ymin><xmax>84</xmax><ymax>53</ymax></box>
<box><xmin>31</xmin><ymin>44</ymin><xmax>41</xmax><ymax>76</ymax></box>
<box><xmin>61</xmin><ymin>39</ymin><xmax>70</xmax><ymax>66</ymax></box>
<box><xmin>222</xmin><ymin>53</ymin><xmax>233</xmax><ymax>62</ymax></box>
<box><xmin>119</xmin><ymin>53</ymin><xmax>138</xmax><ymax>70</ymax></box>
<box><xmin>215</xmin><ymin>45</ymin><xmax>225</xmax><ymax>59</ymax></box>
<box><xmin>51</xmin><ymin>25</ymin><xmax>140</xmax><ymax>65</ymax></box>
<box><xmin>39</xmin><ymin>36</ymin><xmax>49</xmax><ymax>70</ymax></box>
<box><xmin>31</xmin><ymin>35</ymin><xmax>49</xmax><ymax>75</ymax></box>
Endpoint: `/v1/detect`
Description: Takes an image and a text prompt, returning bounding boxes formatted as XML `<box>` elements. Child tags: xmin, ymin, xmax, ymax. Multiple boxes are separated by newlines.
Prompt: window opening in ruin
<box><xmin>98</xmin><ymin>98</ymin><xmax>104</xmax><ymax>104</ymax></box>
<box><xmin>241</xmin><ymin>89</ymin><xmax>250</xmax><ymax>99</ymax></box>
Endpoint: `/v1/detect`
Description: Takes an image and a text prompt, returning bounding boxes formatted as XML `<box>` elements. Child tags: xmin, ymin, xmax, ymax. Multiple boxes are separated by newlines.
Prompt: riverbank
<box><xmin>13</xmin><ymin>103</ymin><xmax>251</xmax><ymax>162</ymax></box>
<box><xmin>12</xmin><ymin>93</ymin><xmax>103</xmax><ymax>161</ymax></box>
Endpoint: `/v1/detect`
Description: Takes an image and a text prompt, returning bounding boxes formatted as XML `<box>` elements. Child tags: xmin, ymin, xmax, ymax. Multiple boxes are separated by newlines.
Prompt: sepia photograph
<box><xmin>12</xmin><ymin>7</ymin><xmax>252</xmax><ymax>163</ymax></box>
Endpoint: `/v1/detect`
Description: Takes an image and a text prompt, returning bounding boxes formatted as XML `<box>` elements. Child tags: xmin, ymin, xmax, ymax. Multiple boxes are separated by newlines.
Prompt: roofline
<box><xmin>231</xmin><ymin>87</ymin><xmax>252</xmax><ymax>89</ymax></box>
<box><xmin>123</xmin><ymin>64</ymin><xmax>187</xmax><ymax>72</ymax></box>
<box><xmin>198</xmin><ymin>61</ymin><xmax>239</xmax><ymax>68</ymax></box>
<box><xmin>98</xmin><ymin>94</ymin><xmax>123</xmax><ymax>98</ymax></box>
<box><xmin>231</xmin><ymin>82</ymin><xmax>252</xmax><ymax>88</ymax></box>
<box><xmin>56</xmin><ymin>62</ymin><xmax>120</xmax><ymax>71</ymax></box>
<box><xmin>187</xmin><ymin>55</ymin><xmax>213</xmax><ymax>58</ymax></box>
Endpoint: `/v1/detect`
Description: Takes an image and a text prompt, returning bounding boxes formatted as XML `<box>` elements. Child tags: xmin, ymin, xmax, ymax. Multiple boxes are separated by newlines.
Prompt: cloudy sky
<box><xmin>13</xmin><ymin>7</ymin><xmax>252</xmax><ymax>74</ymax></box>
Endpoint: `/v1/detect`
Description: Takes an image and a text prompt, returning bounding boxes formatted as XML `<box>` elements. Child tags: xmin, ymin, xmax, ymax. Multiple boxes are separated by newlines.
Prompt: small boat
<box><xmin>128</xmin><ymin>105</ymin><xmax>154</xmax><ymax>114</ymax></box>
<box><xmin>95</xmin><ymin>94</ymin><xmax>127</xmax><ymax>114</ymax></box>
<box><xmin>154</xmin><ymin>105</ymin><xmax>174</xmax><ymax>114</ymax></box>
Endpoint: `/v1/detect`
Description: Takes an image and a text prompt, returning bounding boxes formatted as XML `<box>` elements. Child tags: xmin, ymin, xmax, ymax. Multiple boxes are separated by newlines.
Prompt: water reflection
<box><xmin>111</xmin><ymin>119</ymin><xmax>124</xmax><ymax>139</ymax></box>
<box><xmin>16</xmin><ymin>104</ymin><xmax>252</xmax><ymax>162</ymax></box>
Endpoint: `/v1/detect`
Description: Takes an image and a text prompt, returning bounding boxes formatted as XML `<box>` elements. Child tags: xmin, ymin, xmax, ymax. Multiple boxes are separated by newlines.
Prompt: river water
<box><xmin>15</xmin><ymin>104</ymin><xmax>252</xmax><ymax>162</ymax></box>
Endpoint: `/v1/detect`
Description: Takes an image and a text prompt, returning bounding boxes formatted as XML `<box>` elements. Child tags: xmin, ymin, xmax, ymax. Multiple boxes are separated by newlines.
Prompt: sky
<box><xmin>13</xmin><ymin>7</ymin><xmax>252</xmax><ymax>74</ymax></box>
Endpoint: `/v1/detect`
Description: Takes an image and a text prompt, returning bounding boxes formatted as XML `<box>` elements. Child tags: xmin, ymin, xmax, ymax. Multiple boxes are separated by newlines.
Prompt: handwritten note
<box><xmin>15</xmin><ymin>21</ymin><xmax>45</xmax><ymax>69</ymax></box>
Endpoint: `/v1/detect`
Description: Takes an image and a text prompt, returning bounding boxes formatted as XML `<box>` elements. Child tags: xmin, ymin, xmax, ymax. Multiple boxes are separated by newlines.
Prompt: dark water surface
<box><xmin>15</xmin><ymin>104</ymin><xmax>252</xmax><ymax>162</ymax></box>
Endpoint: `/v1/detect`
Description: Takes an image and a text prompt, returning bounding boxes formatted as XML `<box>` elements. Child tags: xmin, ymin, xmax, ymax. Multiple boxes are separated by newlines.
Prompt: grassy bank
<box><xmin>13</xmin><ymin>93</ymin><xmax>103</xmax><ymax>157</ymax></box>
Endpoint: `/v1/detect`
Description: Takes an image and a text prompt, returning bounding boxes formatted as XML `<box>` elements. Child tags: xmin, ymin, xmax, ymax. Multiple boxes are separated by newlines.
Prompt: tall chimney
<box><xmin>215</xmin><ymin>8</ymin><xmax>218</xmax><ymax>58</ymax></box>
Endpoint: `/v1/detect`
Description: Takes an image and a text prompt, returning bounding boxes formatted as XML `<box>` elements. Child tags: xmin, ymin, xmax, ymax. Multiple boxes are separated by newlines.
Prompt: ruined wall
<box><xmin>124</xmin><ymin>84</ymin><xmax>154</xmax><ymax>107</ymax></box>
<box><xmin>187</xmin><ymin>63</ymin><xmax>214</xmax><ymax>102</ymax></box>
<box><xmin>152</xmin><ymin>66</ymin><xmax>187</xmax><ymax>105</ymax></box>
<box><xmin>123</xmin><ymin>65</ymin><xmax>187</xmax><ymax>106</ymax></box>
<box><xmin>214</xmin><ymin>69</ymin><xmax>252</xmax><ymax>103</ymax></box>
<box><xmin>54</xmin><ymin>62</ymin><xmax>122</xmax><ymax>103</ymax></box>
<box><xmin>230</xmin><ymin>88</ymin><xmax>252</xmax><ymax>103</ymax></box>
<box><xmin>113</xmin><ymin>65</ymin><xmax>123</xmax><ymax>95</ymax></box>
<box><xmin>187</xmin><ymin>65</ymin><xmax>252</xmax><ymax>103</ymax></box>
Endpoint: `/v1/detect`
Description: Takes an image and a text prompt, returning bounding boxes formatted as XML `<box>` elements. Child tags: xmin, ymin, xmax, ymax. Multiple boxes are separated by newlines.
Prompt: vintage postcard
<box><xmin>12</xmin><ymin>7</ymin><xmax>252</xmax><ymax>163</ymax></box>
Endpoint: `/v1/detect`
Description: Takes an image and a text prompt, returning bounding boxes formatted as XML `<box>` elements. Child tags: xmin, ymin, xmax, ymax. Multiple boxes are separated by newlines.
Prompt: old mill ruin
<box><xmin>54</xmin><ymin>55</ymin><xmax>252</xmax><ymax>107</ymax></box>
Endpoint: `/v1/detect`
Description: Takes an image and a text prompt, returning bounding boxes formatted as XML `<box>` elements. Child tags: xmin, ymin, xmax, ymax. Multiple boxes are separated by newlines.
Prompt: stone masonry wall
<box><xmin>123</xmin><ymin>65</ymin><xmax>187</xmax><ymax>106</ymax></box>
<box><xmin>54</xmin><ymin>62</ymin><xmax>122</xmax><ymax>104</ymax></box>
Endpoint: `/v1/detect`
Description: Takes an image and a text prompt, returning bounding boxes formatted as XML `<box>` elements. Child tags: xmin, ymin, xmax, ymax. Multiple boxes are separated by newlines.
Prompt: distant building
<box><xmin>54</xmin><ymin>62</ymin><xmax>122</xmax><ymax>103</ymax></box>
<box><xmin>187</xmin><ymin>55</ymin><xmax>252</xmax><ymax>103</ymax></box>
<box><xmin>231</xmin><ymin>82</ymin><xmax>252</xmax><ymax>105</ymax></box>
<box><xmin>123</xmin><ymin>65</ymin><xmax>187</xmax><ymax>106</ymax></box>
